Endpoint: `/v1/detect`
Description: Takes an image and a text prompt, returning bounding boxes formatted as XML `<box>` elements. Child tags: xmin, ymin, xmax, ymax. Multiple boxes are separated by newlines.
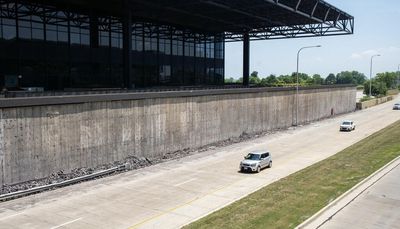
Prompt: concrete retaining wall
<box><xmin>356</xmin><ymin>95</ymin><xmax>393</xmax><ymax>110</ymax></box>
<box><xmin>0</xmin><ymin>86</ymin><xmax>356</xmax><ymax>186</ymax></box>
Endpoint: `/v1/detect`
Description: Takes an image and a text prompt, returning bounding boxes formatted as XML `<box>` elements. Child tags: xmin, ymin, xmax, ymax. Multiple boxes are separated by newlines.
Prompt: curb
<box><xmin>0</xmin><ymin>165</ymin><xmax>125</xmax><ymax>202</ymax></box>
<box><xmin>296</xmin><ymin>155</ymin><xmax>400</xmax><ymax>229</ymax></box>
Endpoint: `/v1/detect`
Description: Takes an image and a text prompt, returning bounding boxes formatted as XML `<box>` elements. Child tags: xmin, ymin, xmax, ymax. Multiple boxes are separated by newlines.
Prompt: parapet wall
<box><xmin>0</xmin><ymin>86</ymin><xmax>356</xmax><ymax>186</ymax></box>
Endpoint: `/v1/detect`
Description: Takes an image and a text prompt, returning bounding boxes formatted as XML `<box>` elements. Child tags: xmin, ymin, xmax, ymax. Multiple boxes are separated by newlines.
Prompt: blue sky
<box><xmin>225</xmin><ymin>0</ymin><xmax>400</xmax><ymax>79</ymax></box>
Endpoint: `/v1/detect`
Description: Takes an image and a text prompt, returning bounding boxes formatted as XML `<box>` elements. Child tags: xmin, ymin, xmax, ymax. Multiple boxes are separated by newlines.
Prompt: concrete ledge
<box><xmin>0</xmin><ymin>85</ymin><xmax>355</xmax><ymax>108</ymax></box>
<box><xmin>387</xmin><ymin>89</ymin><xmax>399</xmax><ymax>96</ymax></box>
<box><xmin>296</xmin><ymin>155</ymin><xmax>400</xmax><ymax>229</ymax></box>
<box><xmin>356</xmin><ymin>95</ymin><xmax>393</xmax><ymax>110</ymax></box>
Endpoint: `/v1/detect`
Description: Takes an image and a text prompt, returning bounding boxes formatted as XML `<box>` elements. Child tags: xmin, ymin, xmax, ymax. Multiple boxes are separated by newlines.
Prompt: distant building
<box><xmin>0</xmin><ymin>0</ymin><xmax>353</xmax><ymax>91</ymax></box>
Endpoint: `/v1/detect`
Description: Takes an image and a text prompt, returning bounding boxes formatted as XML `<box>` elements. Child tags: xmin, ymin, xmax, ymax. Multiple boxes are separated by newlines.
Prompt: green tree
<box><xmin>265</xmin><ymin>74</ymin><xmax>278</xmax><ymax>85</ymax></box>
<box><xmin>336</xmin><ymin>71</ymin><xmax>366</xmax><ymax>85</ymax></box>
<box><xmin>352</xmin><ymin>71</ymin><xmax>367</xmax><ymax>85</ymax></box>
<box><xmin>312</xmin><ymin>74</ymin><xmax>324</xmax><ymax>85</ymax></box>
<box><xmin>249</xmin><ymin>75</ymin><xmax>261</xmax><ymax>84</ymax></box>
<box><xmin>278</xmin><ymin>74</ymin><xmax>294</xmax><ymax>84</ymax></box>
<box><xmin>325</xmin><ymin>73</ymin><xmax>336</xmax><ymax>85</ymax></box>
<box><xmin>375</xmin><ymin>72</ymin><xmax>397</xmax><ymax>89</ymax></box>
<box><xmin>250</xmin><ymin>71</ymin><xmax>259</xmax><ymax>78</ymax></box>
<box><xmin>364</xmin><ymin>80</ymin><xmax>388</xmax><ymax>96</ymax></box>
<box><xmin>291</xmin><ymin>72</ymin><xmax>310</xmax><ymax>85</ymax></box>
<box><xmin>224</xmin><ymin>77</ymin><xmax>236</xmax><ymax>84</ymax></box>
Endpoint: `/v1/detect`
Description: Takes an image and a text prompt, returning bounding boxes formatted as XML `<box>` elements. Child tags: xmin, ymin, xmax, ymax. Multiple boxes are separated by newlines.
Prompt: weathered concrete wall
<box><xmin>356</xmin><ymin>95</ymin><xmax>394</xmax><ymax>110</ymax></box>
<box><xmin>0</xmin><ymin>86</ymin><xmax>356</xmax><ymax>186</ymax></box>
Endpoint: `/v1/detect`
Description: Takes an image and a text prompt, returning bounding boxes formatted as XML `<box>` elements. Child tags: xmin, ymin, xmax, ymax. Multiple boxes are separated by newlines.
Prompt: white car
<box><xmin>393</xmin><ymin>103</ymin><xmax>400</xmax><ymax>110</ymax></box>
<box><xmin>240</xmin><ymin>151</ymin><xmax>272</xmax><ymax>173</ymax></box>
<box><xmin>340</xmin><ymin>120</ymin><xmax>355</xmax><ymax>131</ymax></box>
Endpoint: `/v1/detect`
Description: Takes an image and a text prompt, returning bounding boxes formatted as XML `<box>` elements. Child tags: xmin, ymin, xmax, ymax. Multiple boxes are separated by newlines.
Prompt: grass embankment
<box><xmin>186</xmin><ymin>121</ymin><xmax>400</xmax><ymax>229</ymax></box>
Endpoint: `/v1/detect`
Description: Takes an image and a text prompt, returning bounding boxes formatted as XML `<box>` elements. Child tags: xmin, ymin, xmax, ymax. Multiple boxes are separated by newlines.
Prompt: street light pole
<box><xmin>295</xmin><ymin>45</ymin><xmax>321</xmax><ymax>126</ymax></box>
<box><xmin>397</xmin><ymin>64</ymin><xmax>400</xmax><ymax>87</ymax></box>
<box><xmin>369</xmin><ymin>54</ymin><xmax>381</xmax><ymax>97</ymax></box>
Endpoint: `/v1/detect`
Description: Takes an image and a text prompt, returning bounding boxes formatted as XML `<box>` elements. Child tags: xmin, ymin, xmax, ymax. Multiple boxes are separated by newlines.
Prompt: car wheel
<box><xmin>257</xmin><ymin>166</ymin><xmax>261</xmax><ymax>173</ymax></box>
<box><xmin>268</xmin><ymin>161</ymin><xmax>272</xmax><ymax>168</ymax></box>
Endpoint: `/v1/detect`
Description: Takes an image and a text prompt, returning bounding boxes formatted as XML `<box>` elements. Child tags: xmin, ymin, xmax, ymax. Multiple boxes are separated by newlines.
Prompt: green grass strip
<box><xmin>185</xmin><ymin>120</ymin><xmax>400</xmax><ymax>229</ymax></box>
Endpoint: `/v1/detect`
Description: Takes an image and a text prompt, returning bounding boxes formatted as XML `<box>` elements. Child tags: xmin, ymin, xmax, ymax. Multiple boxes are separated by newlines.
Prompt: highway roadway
<box><xmin>0</xmin><ymin>97</ymin><xmax>399</xmax><ymax>229</ymax></box>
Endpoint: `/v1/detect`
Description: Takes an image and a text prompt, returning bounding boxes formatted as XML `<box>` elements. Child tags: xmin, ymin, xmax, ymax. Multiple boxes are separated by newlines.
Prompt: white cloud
<box><xmin>349</xmin><ymin>47</ymin><xmax>399</xmax><ymax>60</ymax></box>
<box><xmin>388</xmin><ymin>46</ymin><xmax>400</xmax><ymax>53</ymax></box>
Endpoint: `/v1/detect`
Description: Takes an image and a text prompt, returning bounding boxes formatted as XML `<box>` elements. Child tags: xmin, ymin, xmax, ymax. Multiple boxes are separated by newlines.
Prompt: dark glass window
<box><xmin>185</xmin><ymin>38</ymin><xmax>196</xmax><ymax>57</ymax></box>
<box><xmin>215</xmin><ymin>41</ymin><xmax>224</xmax><ymax>59</ymax></box>
<box><xmin>45</xmin><ymin>24</ymin><xmax>57</xmax><ymax>42</ymax></box>
<box><xmin>46</xmin><ymin>22</ymin><xmax>68</xmax><ymax>43</ymax></box>
<box><xmin>132</xmin><ymin>34</ymin><xmax>143</xmax><ymax>51</ymax></box>
<box><xmin>18</xmin><ymin>20</ymin><xmax>31</xmax><ymax>39</ymax></box>
<box><xmin>43</xmin><ymin>10</ymin><xmax>69</xmax><ymax>43</ymax></box>
<box><xmin>159</xmin><ymin>65</ymin><xmax>171</xmax><ymax>83</ymax></box>
<box><xmin>32</xmin><ymin>21</ymin><xmax>44</xmax><ymax>40</ymax></box>
<box><xmin>206</xmin><ymin>40</ymin><xmax>214</xmax><ymax>58</ymax></box>
<box><xmin>98</xmin><ymin>18</ymin><xmax>111</xmax><ymax>47</ymax></box>
<box><xmin>132</xmin><ymin>23</ymin><xmax>143</xmax><ymax>51</ymax></box>
<box><xmin>2</xmin><ymin>19</ymin><xmax>17</xmax><ymax>40</ymax></box>
<box><xmin>99</xmin><ymin>31</ymin><xmax>109</xmax><ymax>47</ymax></box>
<box><xmin>196</xmin><ymin>41</ymin><xmax>205</xmax><ymax>58</ymax></box>
<box><xmin>159</xmin><ymin>37</ymin><xmax>171</xmax><ymax>55</ymax></box>
<box><xmin>0</xmin><ymin>1</ymin><xmax>224</xmax><ymax>90</ymax></box>
<box><xmin>70</xmin><ymin>16</ymin><xmax>90</xmax><ymax>46</ymax></box>
<box><xmin>57</xmin><ymin>25</ymin><xmax>68</xmax><ymax>43</ymax></box>
<box><xmin>111</xmin><ymin>32</ymin><xmax>122</xmax><ymax>48</ymax></box>
<box><xmin>110</xmin><ymin>29</ymin><xmax>122</xmax><ymax>48</ymax></box>
<box><xmin>109</xmin><ymin>19</ymin><xmax>122</xmax><ymax>49</ymax></box>
<box><xmin>172</xmin><ymin>35</ymin><xmax>183</xmax><ymax>56</ymax></box>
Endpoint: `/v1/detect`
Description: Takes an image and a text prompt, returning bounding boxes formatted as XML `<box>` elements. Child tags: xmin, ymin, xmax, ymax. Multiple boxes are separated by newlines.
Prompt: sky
<box><xmin>225</xmin><ymin>0</ymin><xmax>400</xmax><ymax>79</ymax></box>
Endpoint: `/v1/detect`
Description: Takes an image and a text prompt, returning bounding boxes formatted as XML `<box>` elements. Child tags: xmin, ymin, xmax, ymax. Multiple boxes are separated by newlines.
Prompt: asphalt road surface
<box><xmin>0</xmin><ymin>97</ymin><xmax>399</xmax><ymax>229</ymax></box>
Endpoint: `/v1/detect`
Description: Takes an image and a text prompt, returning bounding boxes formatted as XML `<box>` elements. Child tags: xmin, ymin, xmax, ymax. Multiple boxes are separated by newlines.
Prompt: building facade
<box><xmin>0</xmin><ymin>0</ymin><xmax>224</xmax><ymax>90</ymax></box>
<box><xmin>0</xmin><ymin>0</ymin><xmax>354</xmax><ymax>92</ymax></box>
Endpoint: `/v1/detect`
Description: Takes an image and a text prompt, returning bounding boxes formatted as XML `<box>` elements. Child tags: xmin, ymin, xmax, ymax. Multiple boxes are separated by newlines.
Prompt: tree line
<box><xmin>225</xmin><ymin>71</ymin><xmax>399</xmax><ymax>96</ymax></box>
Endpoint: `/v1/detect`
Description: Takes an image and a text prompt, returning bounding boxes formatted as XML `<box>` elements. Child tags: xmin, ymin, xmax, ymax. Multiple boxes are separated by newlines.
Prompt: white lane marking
<box><xmin>0</xmin><ymin>212</ymin><xmax>23</xmax><ymax>221</ymax></box>
<box><xmin>174</xmin><ymin>178</ymin><xmax>198</xmax><ymax>187</ymax></box>
<box><xmin>50</xmin><ymin>217</ymin><xmax>83</xmax><ymax>229</ymax></box>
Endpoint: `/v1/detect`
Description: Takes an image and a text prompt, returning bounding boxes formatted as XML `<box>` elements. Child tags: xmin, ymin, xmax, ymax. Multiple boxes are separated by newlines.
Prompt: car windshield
<box><xmin>395</xmin><ymin>104</ymin><xmax>400</xmax><ymax>106</ymax></box>
<box><xmin>245</xmin><ymin>153</ymin><xmax>261</xmax><ymax>160</ymax></box>
<box><xmin>342</xmin><ymin>122</ymin><xmax>351</xmax><ymax>125</ymax></box>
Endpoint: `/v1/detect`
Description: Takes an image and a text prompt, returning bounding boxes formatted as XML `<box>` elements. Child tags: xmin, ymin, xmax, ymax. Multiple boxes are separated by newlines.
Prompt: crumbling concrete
<box><xmin>0</xmin><ymin>86</ymin><xmax>356</xmax><ymax>187</ymax></box>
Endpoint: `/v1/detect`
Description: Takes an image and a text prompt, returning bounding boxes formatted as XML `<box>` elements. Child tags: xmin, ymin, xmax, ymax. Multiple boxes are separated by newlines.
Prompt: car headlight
<box><xmin>251</xmin><ymin>163</ymin><xmax>257</xmax><ymax>167</ymax></box>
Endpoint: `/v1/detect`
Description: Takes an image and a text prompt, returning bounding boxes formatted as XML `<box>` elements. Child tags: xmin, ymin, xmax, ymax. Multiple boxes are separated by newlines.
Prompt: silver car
<box><xmin>393</xmin><ymin>103</ymin><xmax>400</xmax><ymax>110</ymax></box>
<box><xmin>240</xmin><ymin>151</ymin><xmax>272</xmax><ymax>173</ymax></box>
<box><xmin>340</xmin><ymin>120</ymin><xmax>355</xmax><ymax>131</ymax></box>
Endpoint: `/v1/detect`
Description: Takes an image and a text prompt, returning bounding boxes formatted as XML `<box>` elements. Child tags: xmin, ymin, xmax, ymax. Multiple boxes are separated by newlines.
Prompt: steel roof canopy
<box><xmin>43</xmin><ymin>0</ymin><xmax>354</xmax><ymax>41</ymax></box>
<box><xmin>124</xmin><ymin>0</ymin><xmax>354</xmax><ymax>41</ymax></box>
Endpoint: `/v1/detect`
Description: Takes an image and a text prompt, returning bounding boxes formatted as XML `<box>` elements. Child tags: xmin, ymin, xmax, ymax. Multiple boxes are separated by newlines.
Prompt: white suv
<box><xmin>340</xmin><ymin>120</ymin><xmax>355</xmax><ymax>131</ymax></box>
<box><xmin>240</xmin><ymin>151</ymin><xmax>272</xmax><ymax>173</ymax></box>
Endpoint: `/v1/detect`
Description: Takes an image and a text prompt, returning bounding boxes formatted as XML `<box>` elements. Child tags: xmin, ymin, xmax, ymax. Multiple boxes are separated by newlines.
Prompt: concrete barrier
<box><xmin>387</xmin><ymin>89</ymin><xmax>399</xmax><ymax>96</ymax></box>
<box><xmin>356</xmin><ymin>95</ymin><xmax>393</xmax><ymax>110</ymax></box>
<box><xmin>0</xmin><ymin>86</ymin><xmax>356</xmax><ymax>186</ymax></box>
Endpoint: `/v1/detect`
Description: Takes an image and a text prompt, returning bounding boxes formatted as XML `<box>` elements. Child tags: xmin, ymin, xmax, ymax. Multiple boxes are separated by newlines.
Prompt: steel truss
<box><xmin>125</xmin><ymin>0</ymin><xmax>354</xmax><ymax>41</ymax></box>
<box><xmin>2</xmin><ymin>0</ymin><xmax>354</xmax><ymax>42</ymax></box>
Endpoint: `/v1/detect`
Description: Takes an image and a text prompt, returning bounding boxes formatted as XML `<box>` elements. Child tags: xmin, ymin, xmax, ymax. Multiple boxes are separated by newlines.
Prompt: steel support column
<box><xmin>123</xmin><ymin>10</ymin><xmax>133</xmax><ymax>89</ymax></box>
<box><xmin>243</xmin><ymin>32</ymin><xmax>250</xmax><ymax>86</ymax></box>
